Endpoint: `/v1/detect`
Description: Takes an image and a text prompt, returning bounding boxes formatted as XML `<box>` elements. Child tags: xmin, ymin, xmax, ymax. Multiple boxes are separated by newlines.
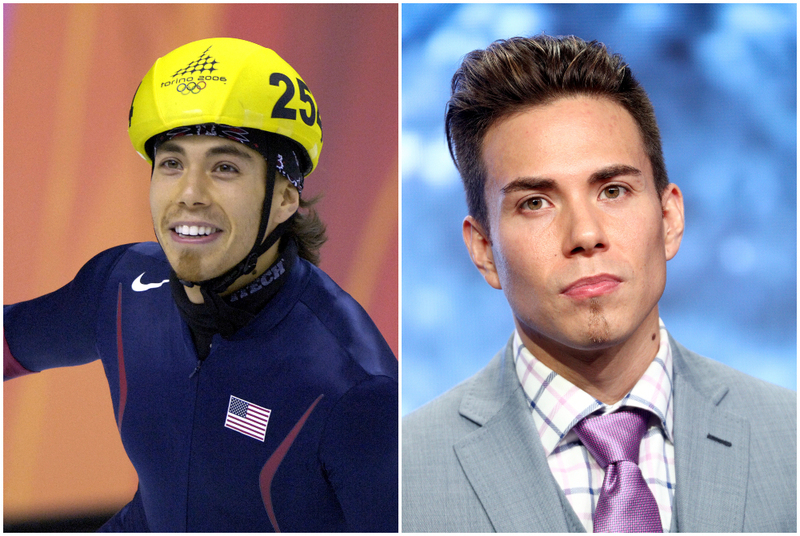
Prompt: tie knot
<box><xmin>572</xmin><ymin>408</ymin><xmax>650</xmax><ymax>468</ymax></box>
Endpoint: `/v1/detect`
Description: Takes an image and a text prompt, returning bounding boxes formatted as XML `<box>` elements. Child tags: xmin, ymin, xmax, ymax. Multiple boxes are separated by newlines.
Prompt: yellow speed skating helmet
<box><xmin>128</xmin><ymin>37</ymin><xmax>322</xmax><ymax>176</ymax></box>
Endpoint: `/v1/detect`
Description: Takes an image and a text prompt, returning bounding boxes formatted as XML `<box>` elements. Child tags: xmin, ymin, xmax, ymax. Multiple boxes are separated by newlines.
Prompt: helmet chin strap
<box><xmin>179</xmin><ymin>145</ymin><xmax>295</xmax><ymax>296</ymax></box>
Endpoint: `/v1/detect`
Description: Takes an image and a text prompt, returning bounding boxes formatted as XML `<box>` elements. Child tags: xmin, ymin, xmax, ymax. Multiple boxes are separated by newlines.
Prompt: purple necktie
<box><xmin>572</xmin><ymin>408</ymin><xmax>663</xmax><ymax>533</ymax></box>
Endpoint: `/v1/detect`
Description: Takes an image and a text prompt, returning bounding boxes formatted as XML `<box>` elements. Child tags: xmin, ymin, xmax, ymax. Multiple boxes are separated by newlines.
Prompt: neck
<box><xmin>183</xmin><ymin>240</ymin><xmax>282</xmax><ymax>304</ymax></box>
<box><xmin>516</xmin><ymin>307</ymin><xmax>661</xmax><ymax>404</ymax></box>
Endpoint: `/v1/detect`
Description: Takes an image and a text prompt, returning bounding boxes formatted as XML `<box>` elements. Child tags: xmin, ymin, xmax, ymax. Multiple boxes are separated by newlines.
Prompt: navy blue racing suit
<box><xmin>4</xmin><ymin>242</ymin><xmax>398</xmax><ymax>531</ymax></box>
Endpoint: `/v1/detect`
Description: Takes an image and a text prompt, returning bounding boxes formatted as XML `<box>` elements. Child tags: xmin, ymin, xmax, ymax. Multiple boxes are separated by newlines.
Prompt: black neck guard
<box><xmin>171</xmin><ymin>238</ymin><xmax>298</xmax><ymax>359</ymax></box>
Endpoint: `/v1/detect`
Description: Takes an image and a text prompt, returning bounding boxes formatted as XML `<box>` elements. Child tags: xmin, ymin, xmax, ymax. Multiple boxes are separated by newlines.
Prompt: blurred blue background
<box><xmin>401</xmin><ymin>3</ymin><xmax>797</xmax><ymax>415</ymax></box>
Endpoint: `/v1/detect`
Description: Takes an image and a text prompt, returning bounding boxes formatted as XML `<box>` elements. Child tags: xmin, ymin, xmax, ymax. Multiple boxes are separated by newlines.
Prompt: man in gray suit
<box><xmin>402</xmin><ymin>35</ymin><xmax>796</xmax><ymax>532</ymax></box>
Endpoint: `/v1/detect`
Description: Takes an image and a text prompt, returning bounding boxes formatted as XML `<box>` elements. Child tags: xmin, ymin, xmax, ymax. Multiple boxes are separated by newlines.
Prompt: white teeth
<box><xmin>174</xmin><ymin>225</ymin><xmax>217</xmax><ymax>237</ymax></box>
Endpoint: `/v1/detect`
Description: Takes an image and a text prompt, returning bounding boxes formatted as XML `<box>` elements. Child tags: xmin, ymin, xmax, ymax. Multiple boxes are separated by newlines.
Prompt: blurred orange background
<box><xmin>4</xmin><ymin>3</ymin><xmax>398</xmax><ymax>522</ymax></box>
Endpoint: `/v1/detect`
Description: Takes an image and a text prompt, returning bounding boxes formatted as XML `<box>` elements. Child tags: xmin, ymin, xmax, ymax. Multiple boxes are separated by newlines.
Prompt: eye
<box><xmin>214</xmin><ymin>163</ymin><xmax>240</xmax><ymax>174</ymax></box>
<box><xmin>601</xmin><ymin>185</ymin><xmax>627</xmax><ymax>199</ymax></box>
<box><xmin>158</xmin><ymin>158</ymin><xmax>182</xmax><ymax>170</ymax></box>
<box><xmin>522</xmin><ymin>197</ymin><xmax>551</xmax><ymax>211</ymax></box>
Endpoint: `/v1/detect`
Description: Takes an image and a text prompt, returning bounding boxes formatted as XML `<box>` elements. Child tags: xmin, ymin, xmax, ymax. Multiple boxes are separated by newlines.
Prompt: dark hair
<box><xmin>287</xmin><ymin>194</ymin><xmax>327</xmax><ymax>266</ymax></box>
<box><xmin>445</xmin><ymin>34</ymin><xmax>668</xmax><ymax>234</ymax></box>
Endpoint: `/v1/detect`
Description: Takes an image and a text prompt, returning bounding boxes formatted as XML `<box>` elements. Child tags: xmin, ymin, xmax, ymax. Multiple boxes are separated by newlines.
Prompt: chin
<box><xmin>172</xmin><ymin>267</ymin><xmax>205</xmax><ymax>283</ymax></box>
<box><xmin>169</xmin><ymin>251</ymin><xmax>209</xmax><ymax>282</ymax></box>
<box><xmin>574</xmin><ymin>317</ymin><xmax>647</xmax><ymax>353</ymax></box>
<box><xmin>529</xmin><ymin>312</ymin><xmax>628</xmax><ymax>355</ymax></box>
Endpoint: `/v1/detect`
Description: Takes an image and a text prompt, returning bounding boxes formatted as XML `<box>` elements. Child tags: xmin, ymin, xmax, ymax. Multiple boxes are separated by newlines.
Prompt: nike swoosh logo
<box><xmin>131</xmin><ymin>273</ymin><xmax>170</xmax><ymax>292</ymax></box>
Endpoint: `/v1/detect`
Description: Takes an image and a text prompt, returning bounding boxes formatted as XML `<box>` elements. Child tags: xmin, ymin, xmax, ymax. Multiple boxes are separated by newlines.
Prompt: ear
<box><xmin>661</xmin><ymin>183</ymin><xmax>684</xmax><ymax>261</ymax></box>
<box><xmin>463</xmin><ymin>216</ymin><xmax>502</xmax><ymax>289</ymax></box>
<box><xmin>270</xmin><ymin>177</ymin><xmax>300</xmax><ymax>227</ymax></box>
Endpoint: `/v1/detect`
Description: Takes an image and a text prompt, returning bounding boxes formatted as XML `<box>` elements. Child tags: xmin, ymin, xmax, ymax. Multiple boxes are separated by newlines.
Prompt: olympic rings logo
<box><xmin>176</xmin><ymin>81</ymin><xmax>207</xmax><ymax>95</ymax></box>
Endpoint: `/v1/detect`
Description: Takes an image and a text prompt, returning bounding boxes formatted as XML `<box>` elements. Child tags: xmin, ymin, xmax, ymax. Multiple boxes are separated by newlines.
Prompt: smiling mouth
<box><xmin>172</xmin><ymin>225</ymin><xmax>220</xmax><ymax>238</ymax></box>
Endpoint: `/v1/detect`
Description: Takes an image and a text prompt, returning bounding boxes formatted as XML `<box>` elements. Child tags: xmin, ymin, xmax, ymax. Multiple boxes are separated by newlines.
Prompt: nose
<box><xmin>563</xmin><ymin>199</ymin><xmax>608</xmax><ymax>256</ymax></box>
<box><xmin>176</xmin><ymin>167</ymin><xmax>211</xmax><ymax>207</ymax></box>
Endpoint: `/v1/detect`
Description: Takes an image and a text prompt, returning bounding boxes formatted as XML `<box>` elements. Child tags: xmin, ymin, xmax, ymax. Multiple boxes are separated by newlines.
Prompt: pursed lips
<box><xmin>561</xmin><ymin>274</ymin><xmax>622</xmax><ymax>299</ymax></box>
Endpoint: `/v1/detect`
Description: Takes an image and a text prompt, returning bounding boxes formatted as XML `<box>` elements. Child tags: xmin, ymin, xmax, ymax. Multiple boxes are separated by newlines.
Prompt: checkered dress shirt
<box><xmin>513</xmin><ymin>319</ymin><xmax>675</xmax><ymax>532</ymax></box>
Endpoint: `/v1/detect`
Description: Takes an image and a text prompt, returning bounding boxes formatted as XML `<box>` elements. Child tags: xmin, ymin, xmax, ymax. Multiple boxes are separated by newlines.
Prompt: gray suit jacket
<box><xmin>402</xmin><ymin>335</ymin><xmax>796</xmax><ymax>532</ymax></box>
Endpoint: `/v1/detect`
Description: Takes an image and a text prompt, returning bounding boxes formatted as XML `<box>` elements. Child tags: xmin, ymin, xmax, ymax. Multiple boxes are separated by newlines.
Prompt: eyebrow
<box><xmin>156</xmin><ymin>139</ymin><xmax>254</xmax><ymax>160</ymax></box>
<box><xmin>500</xmin><ymin>164</ymin><xmax>642</xmax><ymax>195</ymax></box>
<box><xmin>206</xmin><ymin>145</ymin><xmax>254</xmax><ymax>160</ymax></box>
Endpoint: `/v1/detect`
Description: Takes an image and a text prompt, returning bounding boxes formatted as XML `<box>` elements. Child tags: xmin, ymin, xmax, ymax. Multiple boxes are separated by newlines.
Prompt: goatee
<box><xmin>172</xmin><ymin>250</ymin><xmax>205</xmax><ymax>282</ymax></box>
<box><xmin>588</xmin><ymin>298</ymin><xmax>611</xmax><ymax>345</ymax></box>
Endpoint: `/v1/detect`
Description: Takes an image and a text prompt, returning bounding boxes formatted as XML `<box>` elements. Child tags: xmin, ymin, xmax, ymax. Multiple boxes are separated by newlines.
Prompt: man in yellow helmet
<box><xmin>4</xmin><ymin>38</ymin><xmax>397</xmax><ymax>532</ymax></box>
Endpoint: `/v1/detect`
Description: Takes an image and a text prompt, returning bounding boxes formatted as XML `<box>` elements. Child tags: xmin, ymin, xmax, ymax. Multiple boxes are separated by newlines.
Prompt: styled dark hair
<box><xmin>445</xmin><ymin>34</ymin><xmax>668</xmax><ymax>234</ymax></box>
<box><xmin>287</xmin><ymin>194</ymin><xmax>327</xmax><ymax>266</ymax></box>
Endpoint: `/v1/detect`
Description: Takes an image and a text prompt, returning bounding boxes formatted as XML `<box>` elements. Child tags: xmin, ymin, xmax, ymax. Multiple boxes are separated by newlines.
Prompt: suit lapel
<box><xmin>671</xmin><ymin>338</ymin><xmax>750</xmax><ymax>532</ymax></box>
<box><xmin>453</xmin><ymin>341</ymin><xmax>584</xmax><ymax>532</ymax></box>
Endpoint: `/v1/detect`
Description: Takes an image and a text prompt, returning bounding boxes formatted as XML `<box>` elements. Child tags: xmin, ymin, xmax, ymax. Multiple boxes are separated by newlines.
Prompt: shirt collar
<box><xmin>513</xmin><ymin>318</ymin><xmax>674</xmax><ymax>456</ymax></box>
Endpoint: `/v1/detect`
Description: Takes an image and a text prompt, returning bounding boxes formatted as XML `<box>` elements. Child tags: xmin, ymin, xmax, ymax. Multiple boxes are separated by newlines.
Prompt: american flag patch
<box><xmin>224</xmin><ymin>395</ymin><xmax>271</xmax><ymax>442</ymax></box>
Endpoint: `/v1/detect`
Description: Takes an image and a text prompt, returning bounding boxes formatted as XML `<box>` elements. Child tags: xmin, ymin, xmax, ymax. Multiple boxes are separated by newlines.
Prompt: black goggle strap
<box><xmin>246</xmin><ymin>142</ymin><xmax>300</xmax><ymax>265</ymax></box>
